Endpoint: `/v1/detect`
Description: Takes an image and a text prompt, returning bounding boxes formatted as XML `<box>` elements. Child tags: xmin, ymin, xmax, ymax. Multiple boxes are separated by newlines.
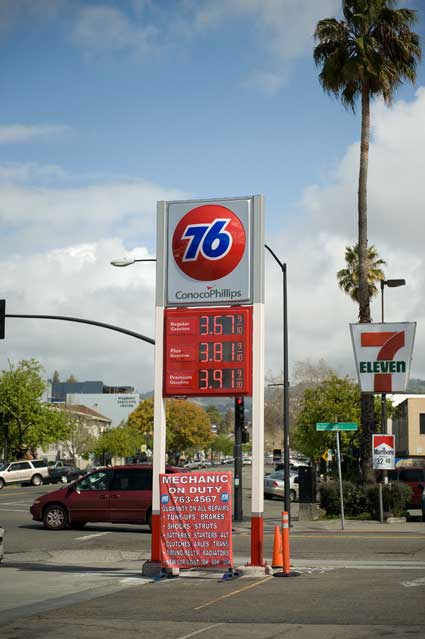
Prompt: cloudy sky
<box><xmin>1</xmin><ymin>0</ymin><xmax>424</xmax><ymax>393</ymax></box>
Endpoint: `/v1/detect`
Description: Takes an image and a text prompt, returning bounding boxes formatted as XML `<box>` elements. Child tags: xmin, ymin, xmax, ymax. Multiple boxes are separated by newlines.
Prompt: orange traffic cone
<box><xmin>271</xmin><ymin>524</ymin><xmax>283</xmax><ymax>569</ymax></box>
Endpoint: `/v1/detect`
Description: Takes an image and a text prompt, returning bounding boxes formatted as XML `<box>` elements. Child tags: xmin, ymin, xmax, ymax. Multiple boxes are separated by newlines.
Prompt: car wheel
<box><xmin>0</xmin><ymin>478</ymin><xmax>4</xmax><ymax>489</ymax></box>
<box><xmin>147</xmin><ymin>509</ymin><xmax>152</xmax><ymax>531</ymax></box>
<box><xmin>60</xmin><ymin>475</ymin><xmax>68</xmax><ymax>484</ymax></box>
<box><xmin>290</xmin><ymin>489</ymin><xmax>296</xmax><ymax>503</ymax></box>
<box><xmin>31</xmin><ymin>474</ymin><xmax>43</xmax><ymax>487</ymax></box>
<box><xmin>43</xmin><ymin>504</ymin><xmax>68</xmax><ymax>530</ymax></box>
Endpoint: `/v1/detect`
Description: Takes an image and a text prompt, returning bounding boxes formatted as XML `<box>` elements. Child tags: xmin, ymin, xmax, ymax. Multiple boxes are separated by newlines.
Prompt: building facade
<box><xmin>391</xmin><ymin>396</ymin><xmax>425</xmax><ymax>459</ymax></box>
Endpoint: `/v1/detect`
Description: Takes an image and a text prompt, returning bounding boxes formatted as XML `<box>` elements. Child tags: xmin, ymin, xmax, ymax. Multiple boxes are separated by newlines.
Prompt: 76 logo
<box><xmin>181</xmin><ymin>219</ymin><xmax>232</xmax><ymax>262</ymax></box>
<box><xmin>172</xmin><ymin>204</ymin><xmax>246</xmax><ymax>282</ymax></box>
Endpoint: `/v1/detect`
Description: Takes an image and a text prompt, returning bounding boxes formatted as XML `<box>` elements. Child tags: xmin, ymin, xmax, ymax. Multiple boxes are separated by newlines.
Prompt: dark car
<box><xmin>48</xmin><ymin>465</ymin><xmax>84</xmax><ymax>484</ymax></box>
<box><xmin>30</xmin><ymin>464</ymin><xmax>186</xmax><ymax>531</ymax></box>
<box><xmin>381</xmin><ymin>466</ymin><xmax>425</xmax><ymax>507</ymax></box>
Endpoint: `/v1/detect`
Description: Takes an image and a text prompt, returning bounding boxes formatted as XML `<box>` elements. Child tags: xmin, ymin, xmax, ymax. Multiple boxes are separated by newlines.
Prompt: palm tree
<box><xmin>337</xmin><ymin>244</ymin><xmax>386</xmax><ymax>308</ymax></box>
<box><xmin>314</xmin><ymin>1</ymin><xmax>421</xmax><ymax>480</ymax></box>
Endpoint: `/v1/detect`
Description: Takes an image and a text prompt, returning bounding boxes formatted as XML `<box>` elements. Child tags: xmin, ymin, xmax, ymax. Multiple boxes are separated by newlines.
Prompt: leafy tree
<box><xmin>337</xmin><ymin>244</ymin><xmax>385</xmax><ymax>306</ymax></box>
<box><xmin>93</xmin><ymin>425</ymin><xmax>142</xmax><ymax>461</ymax></box>
<box><xmin>0</xmin><ymin>359</ymin><xmax>70</xmax><ymax>459</ymax></box>
<box><xmin>52</xmin><ymin>370</ymin><xmax>60</xmax><ymax>383</ymax></box>
<box><xmin>292</xmin><ymin>373</ymin><xmax>361</xmax><ymax>465</ymax></box>
<box><xmin>314</xmin><ymin>0</ymin><xmax>420</xmax><ymax>480</ymax></box>
<box><xmin>66</xmin><ymin>374</ymin><xmax>78</xmax><ymax>384</ymax></box>
<box><xmin>210</xmin><ymin>434</ymin><xmax>233</xmax><ymax>458</ymax></box>
<box><xmin>58</xmin><ymin>413</ymin><xmax>97</xmax><ymax>462</ymax></box>
<box><xmin>128</xmin><ymin>398</ymin><xmax>212</xmax><ymax>463</ymax></box>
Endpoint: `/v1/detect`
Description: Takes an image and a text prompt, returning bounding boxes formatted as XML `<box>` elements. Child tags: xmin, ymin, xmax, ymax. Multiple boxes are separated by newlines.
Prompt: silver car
<box><xmin>264</xmin><ymin>469</ymin><xmax>299</xmax><ymax>502</ymax></box>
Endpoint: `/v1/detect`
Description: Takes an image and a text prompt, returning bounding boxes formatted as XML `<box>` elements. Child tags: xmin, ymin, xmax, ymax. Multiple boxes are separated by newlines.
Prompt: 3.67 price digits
<box><xmin>199</xmin><ymin>368</ymin><xmax>244</xmax><ymax>390</ymax></box>
<box><xmin>199</xmin><ymin>314</ymin><xmax>244</xmax><ymax>336</ymax></box>
<box><xmin>199</xmin><ymin>341</ymin><xmax>244</xmax><ymax>363</ymax></box>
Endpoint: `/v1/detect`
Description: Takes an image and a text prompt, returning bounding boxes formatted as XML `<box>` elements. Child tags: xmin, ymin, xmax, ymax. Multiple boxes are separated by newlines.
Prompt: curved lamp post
<box><xmin>264</xmin><ymin>244</ymin><xmax>291</xmax><ymax>523</ymax></box>
<box><xmin>380</xmin><ymin>278</ymin><xmax>406</xmax><ymax>434</ymax></box>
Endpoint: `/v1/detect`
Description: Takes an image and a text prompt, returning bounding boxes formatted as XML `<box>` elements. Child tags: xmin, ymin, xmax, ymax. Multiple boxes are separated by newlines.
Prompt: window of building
<box><xmin>420</xmin><ymin>413</ymin><xmax>425</xmax><ymax>435</ymax></box>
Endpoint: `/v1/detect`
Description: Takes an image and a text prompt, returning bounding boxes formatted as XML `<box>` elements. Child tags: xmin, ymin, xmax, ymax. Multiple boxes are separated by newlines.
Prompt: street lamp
<box><xmin>264</xmin><ymin>244</ymin><xmax>291</xmax><ymax>523</ymax></box>
<box><xmin>380</xmin><ymin>278</ymin><xmax>406</xmax><ymax>434</ymax></box>
<box><xmin>111</xmin><ymin>258</ymin><xmax>156</xmax><ymax>267</ymax></box>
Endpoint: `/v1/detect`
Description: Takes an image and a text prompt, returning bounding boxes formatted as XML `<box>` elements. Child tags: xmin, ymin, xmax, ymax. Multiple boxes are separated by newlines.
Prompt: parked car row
<box><xmin>0</xmin><ymin>459</ymin><xmax>84</xmax><ymax>489</ymax></box>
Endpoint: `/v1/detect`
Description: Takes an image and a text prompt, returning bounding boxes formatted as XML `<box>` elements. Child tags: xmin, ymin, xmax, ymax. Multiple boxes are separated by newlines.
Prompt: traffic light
<box><xmin>0</xmin><ymin>300</ymin><xmax>5</xmax><ymax>339</ymax></box>
<box><xmin>235</xmin><ymin>396</ymin><xmax>244</xmax><ymax>423</ymax></box>
<box><xmin>235</xmin><ymin>397</ymin><xmax>249</xmax><ymax>443</ymax></box>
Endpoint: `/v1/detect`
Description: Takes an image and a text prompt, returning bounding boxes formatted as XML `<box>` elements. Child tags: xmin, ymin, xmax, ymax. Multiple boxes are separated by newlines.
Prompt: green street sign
<box><xmin>316</xmin><ymin>422</ymin><xmax>358</xmax><ymax>432</ymax></box>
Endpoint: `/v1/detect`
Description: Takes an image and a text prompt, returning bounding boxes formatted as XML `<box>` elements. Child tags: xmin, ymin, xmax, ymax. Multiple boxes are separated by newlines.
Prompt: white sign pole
<box><xmin>251</xmin><ymin>301</ymin><xmax>265</xmax><ymax>565</ymax></box>
<box><xmin>250</xmin><ymin>195</ymin><xmax>265</xmax><ymax>566</ymax></box>
<box><xmin>148</xmin><ymin>202</ymin><xmax>167</xmax><ymax>568</ymax></box>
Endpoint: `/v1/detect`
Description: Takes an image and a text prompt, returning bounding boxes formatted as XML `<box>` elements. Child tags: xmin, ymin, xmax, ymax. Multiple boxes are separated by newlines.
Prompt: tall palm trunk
<box><xmin>358</xmin><ymin>84</ymin><xmax>375</xmax><ymax>482</ymax></box>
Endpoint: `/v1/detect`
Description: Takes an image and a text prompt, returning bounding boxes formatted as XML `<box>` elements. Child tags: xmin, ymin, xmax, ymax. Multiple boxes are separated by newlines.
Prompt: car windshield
<box><xmin>0</xmin><ymin>463</ymin><xmax>9</xmax><ymax>471</ymax></box>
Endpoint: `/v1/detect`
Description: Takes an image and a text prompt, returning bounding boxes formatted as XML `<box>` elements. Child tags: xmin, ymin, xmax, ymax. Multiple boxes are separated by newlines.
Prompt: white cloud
<box><xmin>72</xmin><ymin>5</ymin><xmax>157</xmax><ymax>55</ymax></box>
<box><xmin>2</xmin><ymin>88</ymin><xmax>425</xmax><ymax>393</ymax></box>
<box><xmin>0</xmin><ymin>124</ymin><xmax>69</xmax><ymax>144</ymax></box>
<box><xmin>70</xmin><ymin>1</ymin><xmax>340</xmax><ymax>92</ymax></box>
<box><xmin>264</xmin><ymin>87</ymin><xmax>425</xmax><ymax>381</ymax></box>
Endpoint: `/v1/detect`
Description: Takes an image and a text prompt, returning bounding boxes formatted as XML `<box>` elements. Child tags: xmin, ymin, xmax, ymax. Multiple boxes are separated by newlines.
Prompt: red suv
<box><xmin>30</xmin><ymin>464</ymin><xmax>185</xmax><ymax>531</ymax></box>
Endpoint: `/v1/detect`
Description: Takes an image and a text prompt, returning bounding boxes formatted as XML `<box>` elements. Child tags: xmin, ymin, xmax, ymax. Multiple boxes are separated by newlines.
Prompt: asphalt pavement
<box><xmin>1</xmin><ymin>515</ymin><xmax>425</xmax><ymax>638</ymax></box>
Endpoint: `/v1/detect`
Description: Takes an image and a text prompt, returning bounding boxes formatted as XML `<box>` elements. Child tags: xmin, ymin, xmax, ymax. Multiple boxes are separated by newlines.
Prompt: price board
<box><xmin>163</xmin><ymin>306</ymin><xmax>252</xmax><ymax>397</ymax></box>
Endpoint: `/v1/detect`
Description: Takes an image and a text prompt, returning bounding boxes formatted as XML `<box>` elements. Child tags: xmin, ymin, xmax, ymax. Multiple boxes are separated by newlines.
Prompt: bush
<box><xmin>320</xmin><ymin>480</ymin><xmax>412</xmax><ymax>519</ymax></box>
<box><xmin>365</xmin><ymin>482</ymin><xmax>412</xmax><ymax>518</ymax></box>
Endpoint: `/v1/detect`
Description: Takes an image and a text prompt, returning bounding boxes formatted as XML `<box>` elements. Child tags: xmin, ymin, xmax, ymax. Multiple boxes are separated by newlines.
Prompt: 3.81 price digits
<box><xmin>199</xmin><ymin>314</ymin><xmax>244</xmax><ymax>336</ymax></box>
<box><xmin>199</xmin><ymin>341</ymin><xmax>244</xmax><ymax>363</ymax></box>
<box><xmin>199</xmin><ymin>368</ymin><xmax>244</xmax><ymax>390</ymax></box>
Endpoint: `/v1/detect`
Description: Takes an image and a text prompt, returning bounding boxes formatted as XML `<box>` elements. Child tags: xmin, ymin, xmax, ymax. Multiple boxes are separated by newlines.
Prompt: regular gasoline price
<box><xmin>199</xmin><ymin>313</ymin><xmax>244</xmax><ymax>335</ymax></box>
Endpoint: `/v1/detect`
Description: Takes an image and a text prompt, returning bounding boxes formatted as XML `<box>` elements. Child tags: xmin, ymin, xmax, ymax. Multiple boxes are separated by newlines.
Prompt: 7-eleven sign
<box><xmin>350</xmin><ymin>323</ymin><xmax>416</xmax><ymax>393</ymax></box>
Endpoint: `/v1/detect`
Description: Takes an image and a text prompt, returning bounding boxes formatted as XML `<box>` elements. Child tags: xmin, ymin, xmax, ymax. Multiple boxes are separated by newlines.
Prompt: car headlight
<box><xmin>33</xmin><ymin>499</ymin><xmax>41</xmax><ymax>505</ymax></box>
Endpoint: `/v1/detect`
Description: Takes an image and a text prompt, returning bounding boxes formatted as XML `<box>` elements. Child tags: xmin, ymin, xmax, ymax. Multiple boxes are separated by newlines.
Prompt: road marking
<box><xmin>194</xmin><ymin>576</ymin><xmax>272</xmax><ymax>611</ymax></box>
<box><xmin>74</xmin><ymin>532</ymin><xmax>110</xmax><ymax>541</ymax></box>
<box><xmin>401</xmin><ymin>577</ymin><xmax>425</xmax><ymax>587</ymax></box>
<box><xmin>175</xmin><ymin>623</ymin><xmax>223</xmax><ymax>639</ymax></box>
<box><xmin>0</xmin><ymin>508</ymin><xmax>27</xmax><ymax>512</ymax></box>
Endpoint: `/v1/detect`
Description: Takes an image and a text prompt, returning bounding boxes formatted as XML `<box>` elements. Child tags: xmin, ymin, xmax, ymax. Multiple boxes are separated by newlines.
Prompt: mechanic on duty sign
<box><xmin>165</xmin><ymin>198</ymin><xmax>253</xmax><ymax>306</ymax></box>
<box><xmin>159</xmin><ymin>471</ymin><xmax>233</xmax><ymax>569</ymax></box>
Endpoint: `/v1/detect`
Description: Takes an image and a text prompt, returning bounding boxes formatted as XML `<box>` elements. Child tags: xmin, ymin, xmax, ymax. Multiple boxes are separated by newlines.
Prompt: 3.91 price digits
<box><xmin>199</xmin><ymin>341</ymin><xmax>244</xmax><ymax>363</ymax></box>
<box><xmin>199</xmin><ymin>368</ymin><xmax>244</xmax><ymax>390</ymax></box>
<box><xmin>199</xmin><ymin>314</ymin><xmax>244</xmax><ymax>336</ymax></box>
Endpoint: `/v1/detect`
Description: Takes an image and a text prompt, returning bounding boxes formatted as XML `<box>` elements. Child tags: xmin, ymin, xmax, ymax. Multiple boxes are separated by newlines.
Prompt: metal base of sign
<box><xmin>221</xmin><ymin>568</ymin><xmax>241</xmax><ymax>582</ymax></box>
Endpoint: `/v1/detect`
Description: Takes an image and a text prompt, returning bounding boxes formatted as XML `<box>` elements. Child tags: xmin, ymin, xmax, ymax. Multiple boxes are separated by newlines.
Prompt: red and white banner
<box><xmin>160</xmin><ymin>471</ymin><xmax>233</xmax><ymax>569</ymax></box>
<box><xmin>373</xmin><ymin>434</ymin><xmax>395</xmax><ymax>470</ymax></box>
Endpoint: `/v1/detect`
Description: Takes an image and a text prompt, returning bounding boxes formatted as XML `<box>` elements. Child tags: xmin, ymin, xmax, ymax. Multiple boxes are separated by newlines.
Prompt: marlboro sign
<box><xmin>350</xmin><ymin>323</ymin><xmax>416</xmax><ymax>393</ymax></box>
<box><xmin>373</xmin><ymin>434</ymin><xmax>395</xmax><ymax>470</ymax></box>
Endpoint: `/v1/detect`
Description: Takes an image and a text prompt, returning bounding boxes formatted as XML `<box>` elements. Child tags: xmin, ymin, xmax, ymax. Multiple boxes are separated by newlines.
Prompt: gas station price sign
<box><xmin>163</xmin><ymin>306</ymin><xmax>252</xmax><ymax>397</ymax></box>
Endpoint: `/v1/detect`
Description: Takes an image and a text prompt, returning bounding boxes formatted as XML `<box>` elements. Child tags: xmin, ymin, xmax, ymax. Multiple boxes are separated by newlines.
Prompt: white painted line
<box><xmin>175</xmin><ymin>624</ymin><xmax>223</xmax><ymax>639</ymax></box>
<box><xmin>401</xmin><ymin>577</ymin><xmax>425</xmax><ymax>587</ymax></box>
<box><xmin>0</xmin><ymin>508</ymin><xmax>27</xmax><ymax>512</ymax></box>
<box><xmin>74</xmin><ymin>532</ymin><xmax>110</xmax><ymax>541</ymax></box>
